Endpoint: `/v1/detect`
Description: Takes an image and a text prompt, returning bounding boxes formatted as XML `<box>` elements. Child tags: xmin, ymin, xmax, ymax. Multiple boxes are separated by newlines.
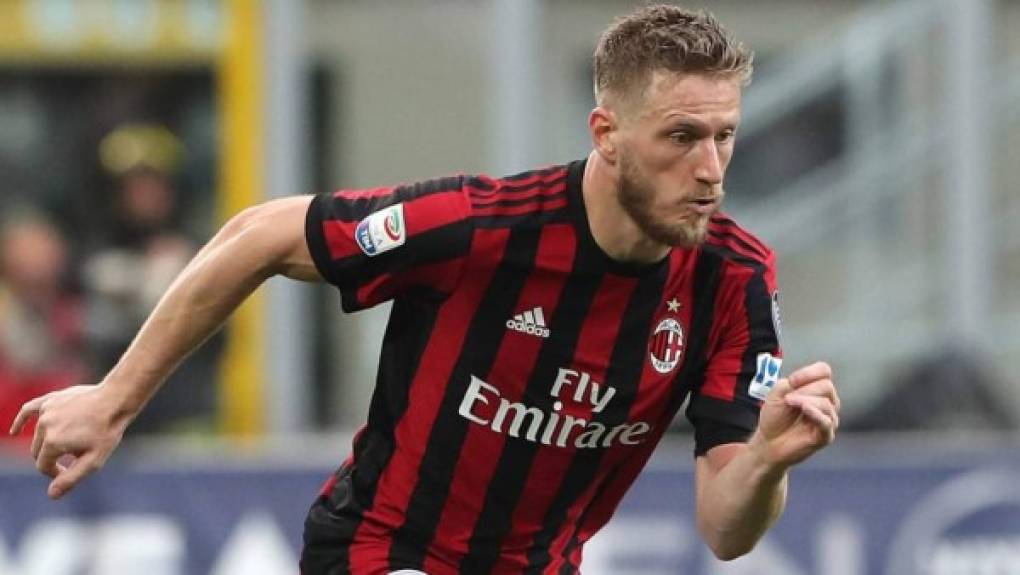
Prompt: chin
<box><xmin>648</xmin><ymin>224</ymin><xmax>707</xmax><ymax>248</ymax></box>
<box><xmin>647</xmin><ymin>216</ymin><xmax>710</xmax><ymax>248</ymax></box>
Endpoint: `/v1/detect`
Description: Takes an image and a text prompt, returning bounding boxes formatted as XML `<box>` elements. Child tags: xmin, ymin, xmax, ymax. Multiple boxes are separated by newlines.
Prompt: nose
<box><xmin>693</xmin><ymin>140</ymin><xmax>723</xmax><ymax>186</ymax></box>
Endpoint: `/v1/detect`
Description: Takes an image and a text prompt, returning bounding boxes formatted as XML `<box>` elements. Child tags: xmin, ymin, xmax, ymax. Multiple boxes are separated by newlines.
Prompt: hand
<box><xmin>9</xmin><ymin>384</ymin><xmax>131</xmax><ymax>500</ymax></box>
<box><xmin>751</xmin><ymin>361</ymin><xmax>839</xmax><ymax>470</ymax></box>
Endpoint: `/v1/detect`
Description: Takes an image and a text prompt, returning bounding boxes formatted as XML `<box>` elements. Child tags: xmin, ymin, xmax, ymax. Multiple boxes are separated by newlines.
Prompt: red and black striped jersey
<box><xmin>302</xmin><ymin>159</ymin><xmax>782</xmax><ymax>575</ymax></box>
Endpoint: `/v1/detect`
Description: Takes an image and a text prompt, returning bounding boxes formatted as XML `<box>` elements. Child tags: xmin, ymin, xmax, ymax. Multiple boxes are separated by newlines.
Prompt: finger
<box><xmin>785</xmin><ymin>394</ymin><xmax>833</xmax><ymax>423</ymax></box>
<box><xmin>787</xmin><ymin>379</ymin><xmax>840</xmax><ymax>412</ymax></box>
<box><xmin>56</xmin><ymin>453</ymin><xmax>75</xmax><ymax>473</ymax></box>
<box><xmin>31</xmin><ymin>426</ymin><xmax>45</xmax><ymax>460</ymax></box>
<box><xmin>35</xmin><ymin>442</ymin><xmax>63</xmax><ymax>479</ymax></box>
<box><xmin>796</xmin><ymin>402</ymin><xmax>834</xmax><ymax>438</ymax></box>
<box><xmin>9</xmin><ymin>395</ymin><xmax>48</xmax><ymax>436</ymax></box>
<box><xmin>787</xmin><ymin>362</ymin><xmax>833</xmax><ymax>390</ymax></box>
<box><xmin>786</xmin><ymin>395</ymin><xmax>838</xmax><ymax>438</ymax></box>
<box><xmin>786</xmin><ymin>393</ymin><xmax>837</xmax><ymax>418</ymax></box>
<box><xmin>49</xmin><ymin>453</ymin><xmax>98</xmax><ymax>500</ymax></box>
<box><xmin>769</xmin><ymin>377</ymin><xmax>793</xmax><ymax>399</ymax></box>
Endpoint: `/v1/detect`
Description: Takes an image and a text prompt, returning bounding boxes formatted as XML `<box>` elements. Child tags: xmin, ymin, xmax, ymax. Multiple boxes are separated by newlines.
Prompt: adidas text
<box><xmin>506</xmin><ymin>307</ymin><xmax>550</xmax><ymax>338</ymax></box>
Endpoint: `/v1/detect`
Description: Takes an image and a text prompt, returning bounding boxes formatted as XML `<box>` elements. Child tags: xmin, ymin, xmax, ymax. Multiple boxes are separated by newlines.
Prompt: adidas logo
<box><xmin>506</xmin><ymin>306</ymin><xmax>551</xmax><ymax>338</ymax></box>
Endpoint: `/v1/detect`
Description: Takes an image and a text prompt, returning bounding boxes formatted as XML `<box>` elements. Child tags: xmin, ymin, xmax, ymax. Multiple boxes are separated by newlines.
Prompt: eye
<box><xmin>715</xmin><ymin>130</ymin><xmax>736</xmax><ymax>144</ymax></box>
<box><xmin>669</xmin><ymin>130</ymin><xmax>695</xmax><ymax>144</ymax></box>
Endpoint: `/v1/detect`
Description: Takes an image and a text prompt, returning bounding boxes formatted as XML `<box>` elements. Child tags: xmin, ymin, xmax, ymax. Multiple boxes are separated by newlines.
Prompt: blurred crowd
<box><xmin>0</xmin><ymin>125</ymin><xmax>219</xmax><ymax>447</ymax></box>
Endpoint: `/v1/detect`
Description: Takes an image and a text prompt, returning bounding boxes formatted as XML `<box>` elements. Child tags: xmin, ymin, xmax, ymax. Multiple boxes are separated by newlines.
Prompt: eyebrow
<box><xmin>659</xmin><ymin>105</ymin><xmax>740</xmax><ymax>124</ymax></box>
<box><xmin>664</xmin><ymin>119</ymin><xmax>738</xmax><ymax>135</ymax></box>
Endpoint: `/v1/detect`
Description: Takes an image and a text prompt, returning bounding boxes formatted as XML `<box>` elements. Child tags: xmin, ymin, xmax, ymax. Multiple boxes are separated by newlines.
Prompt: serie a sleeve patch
<box><xmin>355</xmin><ymin>203</ymin><xmax>406</xmax><ymax>256</ymax></box>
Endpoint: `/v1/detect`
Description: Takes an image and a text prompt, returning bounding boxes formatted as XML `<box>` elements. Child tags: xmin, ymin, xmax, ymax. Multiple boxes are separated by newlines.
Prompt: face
<box><xmin>120</xmin><ymin>171</ymin><xmax>175</xmax><ymax>229</ymax></box>
<box><xmin>0</xmin><ymin>221</ymin><xmax>66</xmax><ymax>298</ymax></box>
<box><xmin>613</xmin><ymin>72</ymin><xmax>741</xmax><ymax>248</ymax></box>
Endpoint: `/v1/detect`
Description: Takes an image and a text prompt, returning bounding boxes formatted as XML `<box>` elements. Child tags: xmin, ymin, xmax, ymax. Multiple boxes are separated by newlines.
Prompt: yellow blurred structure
<box><xmin>217</xmin><ymin>0</ymin><xmax>265</xmax><ymax>437</ymax></box>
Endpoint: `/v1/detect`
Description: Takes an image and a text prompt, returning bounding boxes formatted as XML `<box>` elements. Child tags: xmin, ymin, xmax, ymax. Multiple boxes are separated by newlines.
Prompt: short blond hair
<box><xmin>593</xmin><ymin>4</ymin><xmax>753</xmax><ymax>106</ymax></box>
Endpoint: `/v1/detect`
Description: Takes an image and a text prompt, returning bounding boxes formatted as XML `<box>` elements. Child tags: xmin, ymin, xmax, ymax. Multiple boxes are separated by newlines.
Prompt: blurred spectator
<box><xmin>0</xmin><ymin>209</ymin><xmax>85</xmax><ymax>446</ymax></box>
<box><xmin>82</xmin><ymin>165</ymin><xmax>196</xmax><ymax>363</ymax></box>
<box><xmin>82</xmin><ymin>125</ymin><xmax>220</xmax><ymax>434</ymax></box>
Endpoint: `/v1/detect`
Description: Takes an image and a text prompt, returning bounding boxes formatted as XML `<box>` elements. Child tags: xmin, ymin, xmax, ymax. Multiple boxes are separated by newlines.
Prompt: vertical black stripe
<box><xmin>389</xmin><ymin>227</ymin><xmax>542</xmax><ymax>570</ymax></box>
<box><xmin>372</xmin><ymin>295</ymin><xmax>452</xmax><ymax>437</ymax></box>
<box><xmin>675</xmin><ymin>250</ymin><xmax>725</xmax><ymax>416</ymax></box>
<box><xmin>459</xmin><ymin>255</ymin><xmax>603</xmax><ymax>573</ymax></box>
<box><xmin>300</xmin><ymin>296</ymin><xmax>444</xmax><ymax>574</ymax></box>
<box><xmin>555</xmin><ymin>463</ymin><xmax>627</xmax><ymax>574</ymax></box>
<box><xmin>686</xmin><ymin>248</ymin><xmax>771</xmax><ymax>450</ymax></box>
<box><xmin>524</xmin><ymin>267</ymin><xmax>669</xmax><ymax>574</ymax></box>
<box><xmin>707</xmin><ymin>229</ymin><xmax>767</xmax><ymax>260</ymax></box>
<box><xmin>736</xmin><ymin>268</ymin><xmax>780</xmax><ymax>400</ymax></box>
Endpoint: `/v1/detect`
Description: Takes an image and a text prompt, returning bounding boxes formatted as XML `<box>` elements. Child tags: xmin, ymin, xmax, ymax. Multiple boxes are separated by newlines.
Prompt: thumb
<box><xmin>48</xmin><ymin>453</ymin><xmax>98</xmax><ymax>500</ymax></box>
<box><xmin>769</xmin><ymin>377</ymin><xmax>793</xmax><ymax>400</ymax></box>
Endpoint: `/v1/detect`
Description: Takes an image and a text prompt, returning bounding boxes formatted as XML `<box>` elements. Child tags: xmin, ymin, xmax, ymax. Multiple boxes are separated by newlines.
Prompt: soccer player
<box><xmin>10</xmin><ymin>4</ymin><xmax>839</xmax><ymax>573</ymax></box>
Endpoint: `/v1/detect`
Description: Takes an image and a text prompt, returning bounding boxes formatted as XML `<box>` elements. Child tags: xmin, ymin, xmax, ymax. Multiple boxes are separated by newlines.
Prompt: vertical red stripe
<box><xmin>347</xmin><ymin>229</ymin><xmax>511</xmax><ymax>574</ymax></box>
<box><xmin>423</xmin><ymin>224</ymin><xmax>578</xmax><ymax>573</ymax></box>
<box><xmin>700</xmin><ymin>264</ymin><xmax>752</xmax><ymax>402</ymax></box>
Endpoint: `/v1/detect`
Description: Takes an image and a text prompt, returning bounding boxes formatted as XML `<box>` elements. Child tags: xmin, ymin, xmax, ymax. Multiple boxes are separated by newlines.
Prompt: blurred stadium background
<box><xmin>0</xmin><ymin>0</ymin><xmax>1018</xmax><ymax>573</ymax></box>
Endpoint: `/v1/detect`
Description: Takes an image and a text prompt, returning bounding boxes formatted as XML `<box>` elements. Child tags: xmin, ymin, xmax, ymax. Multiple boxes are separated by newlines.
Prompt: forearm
<box><xmin>695</xmin><ymin>435</ymin><xmax>788</xmax><ymax>560</ymax></box>
<box><xmin>101</xmin><ymin>209</ymin><xmax>279</xmax><ymax>419</ymax></box>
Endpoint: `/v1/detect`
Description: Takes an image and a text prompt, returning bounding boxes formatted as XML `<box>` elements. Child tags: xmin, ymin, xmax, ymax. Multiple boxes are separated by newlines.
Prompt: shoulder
<box><xmin>462</xmin><ymin>164</ymin><xmax>571</xmax><ymax>226</ymax></box>
<box><xmin>702</xmin><ymin>212</ymin><xmax>775</xmax><ymax>274</ymax></box>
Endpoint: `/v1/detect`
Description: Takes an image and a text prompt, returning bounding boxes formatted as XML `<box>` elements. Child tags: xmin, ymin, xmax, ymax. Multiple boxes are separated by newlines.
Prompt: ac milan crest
<box><xmin>649</xmin><ymin>317</ymin><xmax>685</xmax><ymax>374</ymax></box>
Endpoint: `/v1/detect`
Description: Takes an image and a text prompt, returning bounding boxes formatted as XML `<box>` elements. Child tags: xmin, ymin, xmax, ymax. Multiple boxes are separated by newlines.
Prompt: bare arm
<box><xmin>9</xmin><ymin>196</ymin><xmax>318</xmax><ymax>499</ymax></box>
<box><xmin>694</xmin><ymin>362</ymin><xmax>839</xmax><ymax>560</ymax></box>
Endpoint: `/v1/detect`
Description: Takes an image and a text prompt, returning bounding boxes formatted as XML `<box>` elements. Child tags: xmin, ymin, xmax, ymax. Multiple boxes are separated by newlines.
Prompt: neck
<box><xmin>581</xmin><ymin>150</ymin><xmax>671</xmax><ymax>264</ymax></box>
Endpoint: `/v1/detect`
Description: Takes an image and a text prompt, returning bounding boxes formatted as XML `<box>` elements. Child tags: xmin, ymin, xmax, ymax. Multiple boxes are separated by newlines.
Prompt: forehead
<box><xmin>636</xmin><ymin>71</ymin><xmax>742</xmax><ymax>125</ymax></box>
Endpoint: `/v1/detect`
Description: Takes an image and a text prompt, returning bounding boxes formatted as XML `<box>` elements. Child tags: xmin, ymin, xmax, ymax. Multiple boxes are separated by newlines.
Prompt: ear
<box><xmin>589</xmin><ymin>106</ymin><xmax>619</xmax><ymax>165</ymax></box>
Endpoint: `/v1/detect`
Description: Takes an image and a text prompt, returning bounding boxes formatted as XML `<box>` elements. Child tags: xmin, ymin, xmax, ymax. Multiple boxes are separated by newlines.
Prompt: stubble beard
<box><xmin>617</xmin><ymin>154</ymin><xmax>717</xmax><ymax>249</ymax></box>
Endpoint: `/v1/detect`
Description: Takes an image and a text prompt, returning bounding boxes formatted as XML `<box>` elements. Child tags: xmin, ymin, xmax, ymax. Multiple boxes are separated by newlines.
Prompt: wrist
<box><xmin>747</xmin><ymin>431</ymin><xmax>791</xmax><ymax>483</ymax></box>
<box><xmin>97</xmin><ymin>372</ymin><xmax>150</xmax><ymax>427</ymax></box>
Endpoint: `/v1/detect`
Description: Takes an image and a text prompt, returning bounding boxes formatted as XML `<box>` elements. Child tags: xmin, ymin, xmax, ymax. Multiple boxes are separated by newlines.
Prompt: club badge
<box><xmin>649</xmin><ymin>313</ymin><xmax>685</xmax><ymax>375</ymax></box>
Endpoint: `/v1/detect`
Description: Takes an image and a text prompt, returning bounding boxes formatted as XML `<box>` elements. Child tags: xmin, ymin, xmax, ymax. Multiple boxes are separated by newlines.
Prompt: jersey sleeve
<box><xmin>304</xmin><ymin>176</ymin><xmax>474</xmax><ymax>312</ymax></box>
<box><xmin>686</xmin><ymin>253</ymin><xmax>783</xmax><ymax>456</ymax></box>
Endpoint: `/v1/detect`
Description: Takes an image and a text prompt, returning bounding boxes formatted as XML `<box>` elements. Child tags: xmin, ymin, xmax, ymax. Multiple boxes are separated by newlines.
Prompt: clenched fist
<box><xmin>752</xmin><ymin>361</ymin><xmax>840</xmax><ymax>468</ymax></box>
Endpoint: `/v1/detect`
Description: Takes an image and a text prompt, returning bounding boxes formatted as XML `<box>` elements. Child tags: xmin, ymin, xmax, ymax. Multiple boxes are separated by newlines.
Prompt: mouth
<box><xmin>686</xmin><ymin>197</ymin><xmax>720</xmax><ymax>215</ymax></box>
